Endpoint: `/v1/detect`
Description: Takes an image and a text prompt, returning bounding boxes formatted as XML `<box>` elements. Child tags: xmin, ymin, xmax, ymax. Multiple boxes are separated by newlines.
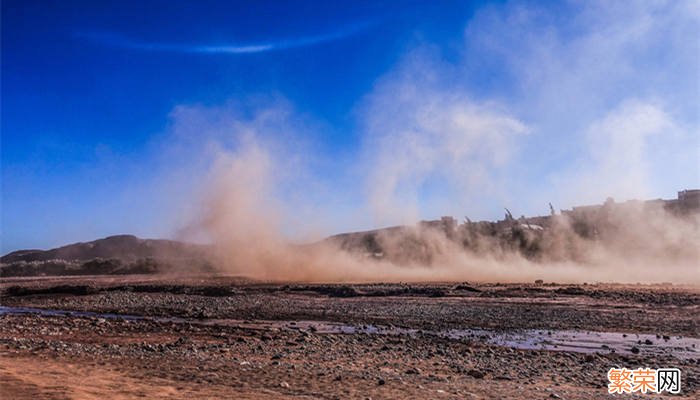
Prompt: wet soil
<box><xmin>1</xmin><ymin>275</ymin><xmax>698</xmax><ymax>399</ymax></box>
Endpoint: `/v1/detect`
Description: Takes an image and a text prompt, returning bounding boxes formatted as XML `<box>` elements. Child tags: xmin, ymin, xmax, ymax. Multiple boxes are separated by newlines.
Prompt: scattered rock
<box><xmin>405</xmin><ymin>367</ymin><xmax>421</xmax><ymax>375</ymax></box>
<box><xmin>453</xmin><ymin>283</ymin><xmax>480</xmax><ymax>292</ymax></box>
<box><xmin>467</xmin><ymin>369</ymin><xmax>485</xmax><ymax>379</ymax></box>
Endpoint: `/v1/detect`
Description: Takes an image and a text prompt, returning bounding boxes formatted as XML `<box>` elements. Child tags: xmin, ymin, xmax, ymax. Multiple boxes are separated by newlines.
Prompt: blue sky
<box><xmin>2</xmin><ymin>0</ymin><xmax>699</xmax><ymax>252</ymax></box>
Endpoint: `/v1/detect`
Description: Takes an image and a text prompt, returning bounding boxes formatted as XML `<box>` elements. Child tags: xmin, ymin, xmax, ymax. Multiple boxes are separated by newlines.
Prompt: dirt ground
<box><xmin>1</xmin><ymin>275</ymin><xmax>698</xmax><ymax>399</ymax></box>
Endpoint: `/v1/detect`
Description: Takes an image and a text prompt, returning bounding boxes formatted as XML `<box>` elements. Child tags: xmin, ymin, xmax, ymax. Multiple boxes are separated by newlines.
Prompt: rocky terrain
<box><xmin>1</xmin><ymin>275</ymin><xmax>698</xmax><ymax>399</ymax></box>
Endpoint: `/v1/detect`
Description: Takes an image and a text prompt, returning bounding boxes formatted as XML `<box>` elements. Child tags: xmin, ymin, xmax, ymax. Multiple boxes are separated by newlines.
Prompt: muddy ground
<box><xmin>0</xmin><ymin>275</ymin><xmax>698</xmax><ymax>399</ymax></box>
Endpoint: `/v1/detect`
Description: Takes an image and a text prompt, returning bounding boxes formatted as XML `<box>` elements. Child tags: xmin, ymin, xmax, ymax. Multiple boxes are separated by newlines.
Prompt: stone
<box><xmin>467</xmin><ymin>369</ymin><xmax>485</xmax><ymax>379</ymax></box>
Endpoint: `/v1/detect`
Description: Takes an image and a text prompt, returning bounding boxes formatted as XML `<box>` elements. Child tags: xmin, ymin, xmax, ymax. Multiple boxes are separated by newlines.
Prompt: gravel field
<box><xmin>1</xmin><ymin>275</ymin><xmax>698</xmax><ymax>399</ymax></box>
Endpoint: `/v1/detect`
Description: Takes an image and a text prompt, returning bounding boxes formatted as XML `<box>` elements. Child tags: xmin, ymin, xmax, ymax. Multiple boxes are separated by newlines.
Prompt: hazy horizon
<box><xmin>2</xmin><ymin>188</ymin><xmax>697</xmax><ymax>254</ymax></box>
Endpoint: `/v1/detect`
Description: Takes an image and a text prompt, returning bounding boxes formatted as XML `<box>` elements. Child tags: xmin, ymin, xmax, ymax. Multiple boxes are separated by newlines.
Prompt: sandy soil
<box><xmin>1</xmin><ymin>275</ymin><xmax>698</xmax><ymax>399</ymax></box>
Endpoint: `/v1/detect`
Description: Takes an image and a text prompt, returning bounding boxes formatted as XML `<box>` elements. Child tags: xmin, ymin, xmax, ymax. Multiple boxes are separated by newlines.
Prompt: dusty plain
<box><xmin>1</xmin><ymin>274</ymin><xmax>698</xmax><ymax>399</ymax></box>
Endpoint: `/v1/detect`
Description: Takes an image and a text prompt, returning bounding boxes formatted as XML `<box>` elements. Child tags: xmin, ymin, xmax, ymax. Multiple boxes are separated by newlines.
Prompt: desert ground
<box><xmin>1</xmin><ymin>274</ymin><xmax>698</xmax><ymax>399</ymax></box>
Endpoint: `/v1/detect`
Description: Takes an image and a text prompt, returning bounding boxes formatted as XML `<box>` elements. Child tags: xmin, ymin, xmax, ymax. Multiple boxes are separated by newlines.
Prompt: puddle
<box><xmin>0</xmin><ymin>306</ymin><xmax>146</xmax><ymax>321</ymax></box>
<box><xmin>443</xmin><ymin>328</ymin><xmax>699</xmax><ymax>360</ymax></box>
<box><xmin>2</xmin><ymin>306</ymin><xmax>698</xmax><ymax>360</ymax></box>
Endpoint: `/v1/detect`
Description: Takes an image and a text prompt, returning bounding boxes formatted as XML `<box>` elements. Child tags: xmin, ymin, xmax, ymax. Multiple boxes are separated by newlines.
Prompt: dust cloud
<box><xmin>182</xmin><ymin>127</ymin><xmax>699</xmax><ymax>284</ymax></box>
<box><xmin>177</xmin><ymin>2</ymin><xmax>699</xmax><ymax>284</ymax></box>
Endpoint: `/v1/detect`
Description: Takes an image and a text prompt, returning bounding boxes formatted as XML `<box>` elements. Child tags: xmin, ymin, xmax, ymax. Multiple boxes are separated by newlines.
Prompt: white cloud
<box><xmin>78</xmin><ymin>19</ymin><xmax>377</xmax><ymax>54</ymax></box>
<box><xmin>459</xmin><ymin>0</ymin><xmax>700</xmax><ymax>211</ymax></box>
<box><xmin>360</xmin><ymin>55</ymin><xmax>528</xmax><ymax>223</ymax></box>
<box><xmin>551</xmin><ymin>99</ymin><xmax>679</xmax><ymax>204</ymax></box>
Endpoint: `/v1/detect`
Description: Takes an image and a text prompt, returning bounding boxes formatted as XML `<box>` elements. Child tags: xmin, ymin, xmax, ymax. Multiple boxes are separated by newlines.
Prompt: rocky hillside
<box><xmin>1</xmin><ymin>235</ymin><xmax>213</xmax><ymax>277</ymax></box>
<box><xmin>1</xmin><ymin>235</ymin><xmax>206</xmax><ymax>263</ymax></box>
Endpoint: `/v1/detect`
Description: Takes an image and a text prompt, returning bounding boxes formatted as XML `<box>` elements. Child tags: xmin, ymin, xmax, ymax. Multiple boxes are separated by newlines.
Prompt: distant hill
<box><xmin>3</xmin><ymin>189</ymin><xmax>697</xmax><ymax>277</ymax></box>
<box><xmin>1</xmin><ymin>234</ymin><xmax>207</xmax><ymax>264</ymax></box>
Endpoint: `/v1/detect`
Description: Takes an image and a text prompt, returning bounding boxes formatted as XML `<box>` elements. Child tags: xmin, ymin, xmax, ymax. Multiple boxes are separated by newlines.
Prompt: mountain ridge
<box><xmin>1</xmin><ymin>234</ymin><xmax>207</xmax><ymax>264</ymax></box>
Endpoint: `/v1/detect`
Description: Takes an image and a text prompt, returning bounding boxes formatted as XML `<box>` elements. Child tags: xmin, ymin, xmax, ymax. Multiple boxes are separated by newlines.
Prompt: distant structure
<box><xmin>332</xmin><ymin>188</ymin><xmax>699</xmax><ymax>262</ymax></box>
<box><xmin>420</xmin><ymin>189</ymin><xmax>700</xmax><ymax>238</ymax></box>
<box><xmin>562</xmin><ymin>189</ymin><xmax>700</xmax><ymax>219</ymax></box>
<box><xmin>666</xmin><ymin>189</ymin><xmax>700</xmax><ymax>213</ymax></box>
<box><xmin>504</xmin><ymin>208</ymin><xmax>514</xmax><ymax>221</ymax></box>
